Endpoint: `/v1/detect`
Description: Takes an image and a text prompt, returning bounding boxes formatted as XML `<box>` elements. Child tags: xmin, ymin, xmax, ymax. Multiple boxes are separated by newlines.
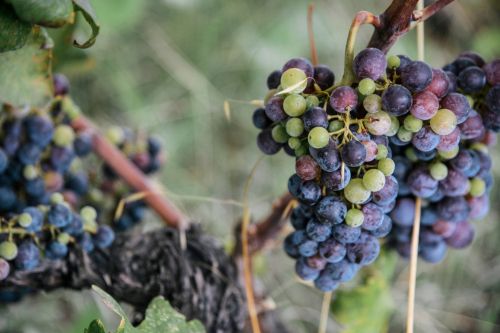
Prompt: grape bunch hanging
<box><xmin>251</xmin><ymin>49</ymin><xmax>500</xmax><ymax>292</ymax></box>
<box><xmin>0</xmin><ymin>75</ymin><xmax>164</xmax><ymax>283</ymax></box>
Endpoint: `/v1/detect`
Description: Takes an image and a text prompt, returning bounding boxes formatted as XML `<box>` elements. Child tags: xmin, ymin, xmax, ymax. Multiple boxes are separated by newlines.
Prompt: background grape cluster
<box><xmin>251</xmin><ymin>49</ymin><xmax>500</xmax><ymax>292</ymax></box>
<box><xmin>0</xmin><ymin>75</ymin><xmax>164</xmax><ymax>285</ymax></box>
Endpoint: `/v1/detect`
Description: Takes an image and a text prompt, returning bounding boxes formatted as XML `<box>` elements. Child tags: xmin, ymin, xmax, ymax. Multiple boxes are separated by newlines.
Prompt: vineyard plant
<box><xmin>0</xmin><ymin>0</ymin><xmax>499</xmax><ymax>333</ymax></box>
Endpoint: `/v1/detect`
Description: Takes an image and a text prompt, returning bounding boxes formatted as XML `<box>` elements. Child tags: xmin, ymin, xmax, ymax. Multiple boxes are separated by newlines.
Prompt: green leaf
<box><xmin>0</xmin><ymin>2</ymin><xmax>32</xmax><ymax>52</ymax></box>
<box><xmin>91</xmin><ymin>285</ymin><xmax>206</xmax><ymax>333</ymax></box>
<box><xmin>6</xmin><ymin>0</ymin><xmax>73</xmax><ymax>28</ymax></box>
<box><xmin>331</xmin><ymin>251</ymin><xmax>397</xmax><ymax>333</ymax></box>
<box><xmin>72</xmin><ymin>0</ymin><xmax>100</xmax><ymax>48</ymax></box>
<box><xmin>0</xmin><ymin>27</ymin><xmax>53</xmax><ymax>108</ymax></box>
<box><xmin>85</xmin><ymin>320</ymin><xmax>107</xmax><ymax>333</ymax></box>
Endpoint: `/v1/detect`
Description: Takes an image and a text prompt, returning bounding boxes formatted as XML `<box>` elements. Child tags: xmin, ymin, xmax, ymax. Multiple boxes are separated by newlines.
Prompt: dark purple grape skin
<box><xmin>16</xmin><ymin>143</ymin><xmax>42</xmax><ymax>165</ymax></box>
<box><xmin>266</xmin><ymin>70</ymin><xmax>282</xmax><ymax>89</ymax></box>
<box><xmin>449</xmin><ymin>149</ymin><xmax>475</xmax><ymax>173</ymax></box>
<box><xmin>50</xmin><ymin>147</ymin><xmax>75</xmax><ymax>173</ymax></box>
<box><xmin>361</xmin><ymin>203</ymin><xmax>384</xmax><ymax>231</ymax></box>
<box><xmin>486</xmin><ymin>84</ymin><xmax>500</xmax><ymax>113</ymax></box>
<box><xmin>406</xmin><ymin>167</ymin><xmax>438</xmax><ymax>198</ymax></box>
<box><xmin>299</xmin><ymin>239</ymin><xmax>319</xmax><ymax>258</ymax></box>
<box><xmin>370</xmin><ymin>215</ymin><xmax>392</xmax><ymax>238</ymax></box>
<box><xmin>412</xmin><ymin>126</ymin><xmax>440</xmax><ymax>152</ymax></box>
<box><xmin>321</xmin><ymin>165</ymin><xmax>351</xmax><ymax>191</ymax></box>
<box><xmin>481</xmin><ymin>107</ymin><xmax>500</xmax><ymax>132</ymax></box>
<box><xmin>315</xmin><ymin>196</ymin><xmax>347</xmax><ymax>224</ymax></box>
<box><xmin>450</xmin><ymin>57</ymin><xmax>476</xmax><ymax>74</ymax></box>
<box><xmin>73</xmin><ymin>133</ymin><xmax>93</xmax><ymax>157</ymax></box>
<box><xmin>330</xmin><ymin>86</ymin><xmax>358</xmax><ymax>113</ymax></box>
<box><xmin>425</xmin><ymin>68</ymin><xmax>450</xmax><ymax>99</ymax></box>
<box><xmin>282</xmin><ymin>58</ymin><xmax>314</xmax><ymax>78</ymax></box>
<box><xmin>53</xmin><ymin>73</ymin><xmax>70</xmax><ymax>96</ymax></box>
<box><xmin>314</xmin><ymin>65</ymin><xmax>335</xmax><ymax>90</ymax></box>
<box><xmin>333</xmin><ymin>224</ymin><xmax>361</xmax><ymax>244</ymax></box>
<box><xmin>346</xmin><ymin>233</ymin><xmax>380</xmax><ymax>266</ymax></box>
<box><xmin>410</xmin><ymin>91</ymin><xmax>439</xmax><ymax>120</ymax></box>
<box><xmin>318</xmin><ymin>238</ymin><xmax>347</xmax><ymax>263</ymax></box>
<box><xmin>288</xmin><ymin>174</ymin><xmax>302</xmax><ymax>197</ymax></box>
<box><xmin>295</xmin><ymin>257</ymin><xmax>320</xmax><ymax>280</ymax></box>
<box><xmin>382</xmin><ymin>84</ymin><xmax>413</xmax><ymax>116</ymax></box>
<box><xmin>468</xmin><ymin>195</ymin><xmax>489</xmax><ymax>220</ymax></box>
<box><xmin>322</xmin><ymin>259</ymin><xmax>359</xmax><ymax>282</ymax></box>
<box><xmin>0</xmin><ymin>259</ymin><xmax>9</xmax><ymax>280</ymax></box>
<box><xmin>445</xmin><ymin>221</ymin><xmax>474</xmax><ymax>249</ymax></box>
<box><xmin>353</xmin><ymin>48</ymin><xmax>387</xmax><ymax>80</ymax></box>
<box><xmin>314</xmin><ymin>272</ymin><xmax>340</xmax><ymax>292</ymax></box>
<box><xmin>377</xmin><ymin>200</ymin><xmax>396</xmax><ymax>214</ymax></box>
<box><xmin>252</xmin><ymin>108</ymin><xmax>272</xmax><ymax>129</ymax></box>
<box><xmin>264</xmin><ymin>96</ymin><xmax>286</xmax><ymax>122</ymax></box>
<box><xmin>437</xmin><ymin>127</ymin><xmax>461</xmax><ymax>151</ymax></box>
<box><xmin>421</xmin><ymin>207</ymin><xmax>438</xmax><ymax>226</ymax></box>
<box><xmin>400</xmin><ymin>61</ymin><xmax>433</xmax><ymax>92</ymax></box>
<box><xmin>413</xmin><ymin>148</ymin><xmax>436</xmax><ymax>161</ymax></box>
<box><xmin>419</xmin><ymin>240</ymin><xmax>447</xmax><ymax>263</ymax></box>
<box><xmin>23</xmin><ymin>115</ymin><xmax>54</xmax><ymax>149</ymax></box>
<box><xmin>445</xmin><ymin>71</ymin><xmax>458</xmax><ymax>93</ymax></box>
<box><xmin>459</xmin><ymin>110</ymin><xmax>485</xmax><ymax>139</ymax></box>
<box><xmin>340</xmin><ymin>140</ymin><xmax>366</xmax><ymax>167</ymax></box>
<box><xmin>306</xmin><ymin>218</ymin><xmax>332</xmax><ymax>242</ymax></box>
<box><xmin>302</xmin><ymin>107</ymin><xmax>328</xmax><ymax>131</ymax></box>
<box><xmin>296</xmin><ymin>181</ymin><xmax>322</xmax><ymax>205</ymax></box>
<box><xmin>439</xmin><ymin>168</ymin><xmax>469</xmax><ymax>197</ymax></box>
<box><xmin>284</xmin><ymin>233</ymin><xmax>301</xmax><ymax>258</ymax></box>
<box><xmin>309</xmin><ymin>139</ymin><xmax>340</xmax><ymax>172</ymax></box>
<box><xmin>391</xmin><ymin>198</ymin><xmax>416</xmax><ymax>227</ymax></box>
<box><xmin>290</xmin><ymin>205</ymin><xmax>312</xmax><ymax>230</ymax></box>
<box><xmin>397</xmin><ymin>55</ymin><xmax>412</xmax><ymax>71</ymax></box>
<box><xmin>372</xmin><ymin>176</ymin><xmax>398</xmax><ymax>205</ymax></box>
<box><xmin>296</xmin><ymin>155</ymin><xmax>320</xmax><ymax>181</ymax></box>
<box><xmin>440</xmin><ymin>93</ymin><xmax>471</xmax><ymax>124</ymax></box>
<box><xmin>437</xmin><ymin>197</ymin><xmax>470</xmax><ymax>223</ymax></box>
<box><xmin>257</xmin><ymin>129</ymin><xmax>281</xmax><ymax>155</ymax></box>
<box><xmin>483</xmin><ymin>59</ymin><xmax>500</xmax><ymax>86</ymax></box>
<box><xmin>14</xmin><ymin>241</ymin><xmax>40</xmax><ymax>270</ymax></box>
<box><xmin>458</xmin><ymin>66</ymin><xmax>486</xmax><ymax>93</ymax></box>
<box><xmin>392</xmin><ymin>155</ymin><xmax>411</xmax><ymax>180</ymax></box>
<box><xmin>458</xmin><ymin>51</ymin><xmax>485</xmax><ymax>67</ymax></box>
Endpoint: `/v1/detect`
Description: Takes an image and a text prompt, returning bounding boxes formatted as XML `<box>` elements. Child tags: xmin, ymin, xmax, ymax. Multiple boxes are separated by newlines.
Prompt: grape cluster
<box><xmin>0</xmin><ymin>75</ymin><xmax>164</xmax><ymax>282</ymax></box>
<box><xmin>390</xmin><ymin>52</ymin><xmax>499</xmax><ymax>262</ymax></box>
<box><xmin>252</xmin><ymin>49</ymin><xmax>499</xmax><ymax>291</ymax></box>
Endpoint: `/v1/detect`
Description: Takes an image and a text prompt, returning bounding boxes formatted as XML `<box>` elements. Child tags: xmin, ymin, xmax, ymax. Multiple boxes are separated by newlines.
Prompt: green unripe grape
<box><xmin>294</xmin><ymin>145</ymin><xmax>308</xmax><ymax>157</ymax></box>
<box><xmin>288</xmin><ymin>137</ymin><xmax>302</xmax><ymax>150</ymax></box>
<box><xmin>328</xmin><ymin>119</ymin><xmax>344</xmax><ymax>132</ymax></box>
<box><xmin>397</xmin><ymin>127</ymin><xmax>413</xmax><ymax>142</ymax></box>
<box><xmin>280</xmin><ymin>68</ymin><xmax>307</xmax><ymax>92</ymax></box>
<box><xmin>358</xmin><ymin>78</ymin><xmax>376</xmax><ymax>96</ymax></box>
<box><xmin>62</xmin><ymin>96</ymin><xmax>81</xmax><ymax>120</ymax></box>
<box><xmin>283</xmin><ymin>94</ymin><xmax>307</xmax><ymax>117</ymax></box>
<box><xmin>81</xmin><ymin>206</ymin><xmax>97</xmax><ymax>223</ymax></box>
<box><xmin>23</xmin><ymin>165</ymin><xmax>38</xmax><ymax>180</ymax></box>
<box><xmin>387</xmin><ymin>55</ymin><xmax>401</xmax><ymax>68</ymax></box>
<box><xmin>271</xmin><ymin>124</ymin><xmax>289</xmax><ymax>143</ymax></box>
<box><xmin>286</xmin><ymin>118</ymin><xmax>305</xmax><ymax>137</ymax></box>
<box><xmin>470</xmin><ymin>142</ymin><xmax>488</xmax><ymax>154</ymax></box>
<box><xmin>50</xmin><ymin>192</ymin><xmax>64</xmax><ymax>204</ymax></box>
<box><xmin>57</xmin><ymin>232</ymin><xmax>71</xmax><ymax>245</ymax></box>
<box><xmin>362</xmin><ymin>169</ymin><xmax>386</xmax><ymax>192</ymax></box>
<box><xmin>346</xmin><ymin>208</ymin><xmax>364</xmax><ymax>227</ymax></box>
<box><xmin>83</xmin><ymin>219</ymin><xmax>98</xmax><ymax>233</ymax></box>
<box><xmin>430</xmin><ymin>162</ymin><xmax>448</xmax><ymax>181</ymax></box>
<box><xmin>53</xmin><ymin>125</ymin><xmax>75</xmax><ymax>147</ymax></box>
<box><xmin>0</xmin><ymin>241</ymin><xmax>18</xmax><ymax>260</ymax></box>
<box><xmin>469</xmin><ymin>177</ymin><xmax>486</xmax><ymax>197</ymax></box>
<box><xmin>363</xmin><ymin>94</ymin><xmax>382</xmax><ymax>113</ymax></box>
<box><xmin>344</xmin><ymin>178</ymin><xmax>371</xmax><ymax>204</ymax></box>
<box><xmin>376</xmin><ymin>144</ymin><xmax>388</xmax><ymax>160</ymax></box>
<box><xmin>404</xmin><ymin>115</ymin><xmax>423</xmax><ymax>133</ymax></box>
<box><xmin>430</xmin><ymin>109</ymin><xmax>457</xmax><ymax>135</ymax></box>
<box><xmin>18</xmin><ymin>213</ymin><xmax>33</xmax><ymax>228</ymax></box>
<box><xmin>466</xmin><ymin>95</ymin><xmax>474</xmax><ymax>108</ymax></box>
<box><xmin>378</xmin><ymin>158</ymin><xmax>395</xmax><ymax>176</ymax></box>
<box><xmin>438</xmin><ymin>146</ymin><xmax>459</xmax><ymax>159</ymax></box>
<box><xmin>386</xmin><ymin>115</ymin><xmax>400</xmax><ymax>136</ymax></box>
<box><xmin>308</xmin><ymin>127</ymin><xmax>330</xmax><ymax>149</ymax></box>
<box><xmin>404</xmin><ymin>148</ymin><xmax>418</xmax><ymax>162</ymax></box>
<box><xmin>106</xmin><ymin>126</ymin><xmax>125</xmax><ymax>145</ymax></box>
<box><xmin>306</xmin><ymin>95</ymin><xmax>320</xmax><ymax>109</ymax></box>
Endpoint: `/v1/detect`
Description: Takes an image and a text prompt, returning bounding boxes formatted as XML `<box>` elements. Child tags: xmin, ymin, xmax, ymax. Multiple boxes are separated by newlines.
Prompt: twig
<box><xmin>413</xmin><ymin>0</ymin><xmax>455</xmax><ymax>24</ymax></box>
<box><xmin>318</xmin><ymin>291</ymin><xmax>333</xmax><ymax>333</ymax></box>
<box><xmin>406</xmin><ymin>197</ymin><xmax>422</xmax><ymax>333</ymax></box>
<box><xmin>307</xmin><ymin>4</ymin><xmax>319</xmax><ymax>66</ymax></box>
<box><xmin>71</xmin><ymin>115</ymin><xmax>188</xmax><ymax>230</ymax></box>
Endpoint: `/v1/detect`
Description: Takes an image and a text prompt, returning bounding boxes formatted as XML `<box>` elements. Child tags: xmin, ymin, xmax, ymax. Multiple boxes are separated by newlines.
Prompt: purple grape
<box><xmin>340</xmin><ymin>140</ymin><xmax>366</xmax><ymax>167</ymax></box>
<box><xmin>296</xmin><ymin>180</ymin><xmax>322</xmax><ymax>205</ymax></box>
<box><xmin>391</xmin><ymin>198</ymin><xmax>415</xmax><ymax>227</ymax></box>
<box><xmin>410</xmin><ymin>91</ymin><xmax>439</xmax><ymax>120</ymax></box>
<box><xmin>321</xmin><ymin>164</ymin><xmax>351</xmax><ymax>191</ymax></box>
<box><xmin>0</xmin><ymin>186</ymin><xmax>17</xmax><ymax>211</ymax></box>
<box><xmin>353</xmin><ymin>48</ymin><xmax>387</xmax><ymax>80</ymax></box>
<box><xmin>282</xmin><ymin>58</ymin><xmax>314</xmax><ymax>78</ymax></box>
<box><xmin>458</xmin><ymin>51</ymin><xmax>485</xmax><ymax>67</ymax></box>
<box><xmin>290</xmin><ymin>206</ymin><xmax>311</xmax><ymax>230</ymax></box>
<box><xmin>288</xmin><ymin>174</ymin><xmax>302</xmax><ymax>197</ymax></box>
<box><xmin>420</xmin><ymin>240</ymin><xmax>447</xmax><ymax>263</ymax></box>
<box><xmin>322</xmin><ymin>259</ymin><xmax>359</xmax><ymax>282</ymax></box>
<box><xmin>264</xmin><ymin>96</ymin><xmax>286</xmax><ymax>122</ymax></box>
<box><xmin>17</xmin><ymin>143</ymin><xmax>41</xmax><ymax>165</ymax></box>
<box><xmin>486</xmin><ymin>84</ymin><xmax>500</xmax><ymax>113</ymax></box>
<box><xmin>400</xmin><ymin>61</ymin><xmax>433</xmax><ymax>92</ymax></box>
<box><xmin>73</xmin><ymin>133</ymin><xmax>93</xmax><ymax>157</ymax></box>
<box><xmin>413</xmin><ymin>148</ymin><xmax>436</xmax><ymax>161</ymax></box>
<box><xmin>0</xmin><ymin>258</ymin><xmax>9</xmax><ymax>280</ymax></box>
<box><xmin>22</xmin><ymin>207</ymin><xmax>44</xmax><ymax>232</ymax></box>
<box><xmin>370</xmin><ymin>215</ymin><xmax>392</xmax><ymax>238</ymax></box>
<box><xmin>382</xmin><ymin>84</ymin><xmax>412</xmax><ymax>116</ymax></box>
<box><xmin>377</xmin><ymin>200</ymin><xmax>396</xmax><ymax>214</ymax></box>
<box><xmin>266</xmin><ymin>69</ymin><xmax>282</xmax><ymax>89</ymax></box>
<box><xmin>309</xmin><ymin>139</ymin><xmax>340</xmax><ymax>172</ymax></box>
<box><xmin>314</xmin><ymin>273</ymin><xmax>340</xmax><ymax>292</ymax></box>
<box><xmin>306</xmin><ymin>218</ymin><xmax>332</xmax><ymax>242</ymax></box>
<box><xmin>318</xmin><ymin>238</ymin><xmax>347</xmax><ymax>263</ymax></box>
<box><xmin>314</xmin><ymin>65</ymin><xmax>335</xmax><ymax>90</ymax></box>
<box><xmin>306</xmin><ymin>255</ymin><xmax>327</xmax><ymax>270</ymax></box>
<box><xmin>47</xmin><ymin>203</ymin><xmax>72</xmax><ymax>228</ymax></box>
<box><xmin>421</xmin><ymin>207</ymin><xmax>438</xmax><ymax>226</ymax></box>
<box><xmin>412</xmin><ymin>126</ymin><xmax>440</xmax><ymax>152</ymax></box>
<box><xmin>396</xmin><ymin>241</ymin><xmax>411</xmax><ymax>259</ymax></box>
<box><xmin>440</xmin><ymin>168</ymin><xmax>469</xmax><ymax>197</ymax></box>
<box><xmin>14</xmin><ymin>241</ymin><xmax>40</xmax><ymax>270</ymax></box>
<box><xmin>302</xmin><ymin>106</ymin><xmax>328</xmax><ymax>130</ymax></box>
<box><xmin>440</xmin><ymin>93</ymin><xmax>471</xmax><ymax>124</ymax></box>
<box><xmin>483</xmin><ymin>59</ymin><xmax>500</xmax><ymax>85</ymax></box>
<box><xmin>257</xmin><ymin>129</ymin><xmax>281</xmax><ymax>155</ymax></box>
<box><xmin>433</xmin><ymin>220</ymin><xmax>457</xmax><ymax>238</ymax></box>
<box><xmin>437</xmin><ymin>127</ymin><xmax>461</xmax><ymax>151</ymax></box>
<box><xmin>457</xmin><ymin>66</ymin><xmax>486</xmax><ymax>93</ymax></box>
<box><xmin>333</xmin><ymin>224</ymin><xmax>361</xmax><ymax>244</ymax></box>
<box><xmin>346</xmin><ymin>233</ymin><xmax>380</xmax><ymax>266</ymax></box>
<box><xmin>425</xmin><ymin>68</ymin><xmax>450</xmax><ymax>99</ymax></box>
<box><xmin>53</xmin><ymin>73</ymin><xmax>70</xmax><ymax>95</ymax></box>
<box><xmin>372</xmin><ymin>175</ymin><xmax>398</xmax><ymax>205</ymax></box>
<box><xmin>330</xmin><ymin>86</ymin><xmax>358</xmax><ymax>113</ymax></box>
<box><xmin>437</xmin><ymin>197</ymin><xmax>470</xmax><ymax>223</ymax></box>
<box><xmin>445</xmin><ymin>221</ymin><xmax>474</xmax><ymax>249</ymax></box>
<box><xmin>406</xmin><ymin>167</ymin><xmax>438</xmax><ymax>198</ymax></box>
<box><xmin>298</xmin><ymin>237</ymin><xmax>319</xmax><ymax>257</ymax></box>
<box><xmin>361</xmin><ymin>203</ymin><xmax>384</xmax><ymax>231</ymax></box>
<box><xmin>23</xmin><ymin>115</ymin><xmax>54</xmax><ymax>148</ymax></box>
<box><xmin>50</xmin><ymin>146</ymin><xmax>75</xmax><ymax>173</ymax></box>
<box><xmin>295</xmin><ymin>155</ymin><xmax>320</xmax><ymax>181</ymax></box>
<box><xmin>459</xmin><ymin>110</ymin><xmax>485</xmax><ymax>139</ymax></box>
<box><xmin>468</xmin><ymin>195</ymin><xmax>489</xmax><ymax>220</ymax></box>
<box><xmin>295</xmin><ymin>257</ymin><xmax>320</xmax><ymax>280</ymax></box>
<box><xmin>482</xmin><ymin>107</ymin><xmax>500</xmax><ymax>132</ymax></box>
<box><xmin>445</xmin><ymin>71</ymin><xmax>458</xmax><ymax>93</ymax></box>
<box><xmin>315</xmin><ymin>196</ymin><xmax>347</xmax><ymax>224</ymax></box>
<box><xmin>451</xmin><ymin>57</ymin><xmax>476</xmax><ymax>74</ymax></box>
<box><xmin>252</xmin><ymin>108</ymin><xmax>272</xmax><ymax>129</ymax></box>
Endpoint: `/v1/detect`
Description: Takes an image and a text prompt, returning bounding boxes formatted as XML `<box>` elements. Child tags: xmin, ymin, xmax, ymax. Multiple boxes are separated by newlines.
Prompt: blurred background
<box><xmin>1</xmin><ymin>0</ymin><xmax>500</xmax><ymax>332</ymax></box>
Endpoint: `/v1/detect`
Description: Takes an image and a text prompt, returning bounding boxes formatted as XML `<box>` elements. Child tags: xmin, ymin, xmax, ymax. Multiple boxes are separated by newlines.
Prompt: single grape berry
<box><xmin>313</xmin><ymin>65</ymin><xmax>335</xmax><ymax>90</ymax></box>
<box><xmin>283</xmin><ymin>94</ymin><xmax>307</xmax><ymax>117</ymax></box>
<box><xmin>430</xmin><ymin>109</ymin><xmax>457</xmax><ymax>136</ymax></box>
<box><xmin>302</xmin><ymin>107</ymin><xmax>328</xmax><ymax>131</ymax></box>
<box><xmin>252</xmin><ymin>108</ymin><xmax>272</xmax><ymax>129</ymax></box>
<box><xmin>353</xmin><ymin>48</ymin><xmax>387</xmax><ymax>80</ymax></box>
<box><xmin>281</xmin><ymin>68</ymin><xmax>308</xmax><ymax>93</ymax></box>
<box><xmin>308</xmin><ymin>127</ymin><xmax>330</xmax><ymax>149</ymax></box>
<box><xmin>266</xmin><ymin>70</ymin><xmax>282</xmax><ymax>89</ymax></box>
<box><xmin>400</xmin><ymin>61</ymin><xmax>433</xmax><ymax>92</ymax></box>
<box><xmin>346</xmin><ymin>208</ymin><xmax>364</xmax><ymax>227</ymax></box>
<box><xmin>362</xmin><ymin>169</ymin><xmax>386</xmax><ymax>192</ymax></box>
<box><xmin>265</xmin><ymin>96</ymin><xmax>287</xmax><ymax>122</ymax></box>
<box><xmin>341</xmin><ymin>140</ymin><xmax>366</xmax><ymax>167</ymax></box>
<box><xmin>344</xmin><ymin>178</ymin><xmax>370</xmax><ymax>204</ymax></box>
<box><xmin>381</xmin><ymin>84</ymin><xmax>412</xmax><ymax>116</ymax></box>
<box><xmin>0</xmin><ymin>241</ymin><xmax>18</xmax><ymax>260</ymax></box>
<box><xmin>257</xmin><ymin>129</ymin><xmax>281</xmax><ymax>155</ymax></box>
<box><xmin>330</xmin><ymin>86</ymin><xmax>358</xmax><ymax>113</ymax></box>
<box><xmin>457</xmin><ymin>66</ymin><xmax>486</xmax><ymax>93</ymax></box>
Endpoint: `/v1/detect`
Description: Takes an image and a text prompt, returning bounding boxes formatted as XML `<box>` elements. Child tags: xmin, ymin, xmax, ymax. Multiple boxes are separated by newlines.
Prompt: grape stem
<box><xmin>71</xmin><ymin>115</ymin><xmax>189</xmax><ymax>230</ymax></box>
<box><xmin>307</xmin><ymin>4</ymin><xmax>319</xmax><ymax>66</ymax></box>
<box><xmin>406</xmin><ymin>196</ymin><xmax>422</xmax><ymax>333</ymax></box>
